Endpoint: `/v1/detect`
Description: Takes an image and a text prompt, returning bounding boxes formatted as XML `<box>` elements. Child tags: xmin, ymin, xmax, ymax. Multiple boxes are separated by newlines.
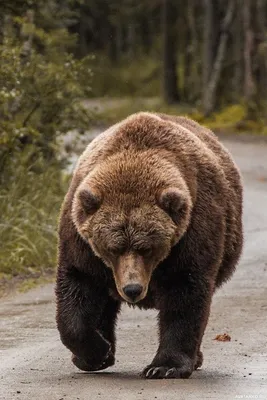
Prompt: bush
<box><xmin>0</xmin><ymin>161</ymin><xmax>68</xmax><ymax>278</ymax></box>
<box><xmin>0</xmin><ymin>22</ymin><xmax>93</xmax><ymax>177</ymax></box>
<box><xmin>0</xmin><ymin>11</ymin><xmax>94</xmax><ymax>286</ymax></box>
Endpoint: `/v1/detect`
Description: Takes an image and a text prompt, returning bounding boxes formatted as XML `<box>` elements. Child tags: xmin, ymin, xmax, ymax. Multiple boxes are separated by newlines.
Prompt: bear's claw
<box><xmin>142</xmin><ymin>365</ymin><xmax>192</xmax><ymax>379</ymax></box>
<box><xmin>194</xmin><ymin>350</ymin><xmax>203</xmax><ymax>370</ymax></box>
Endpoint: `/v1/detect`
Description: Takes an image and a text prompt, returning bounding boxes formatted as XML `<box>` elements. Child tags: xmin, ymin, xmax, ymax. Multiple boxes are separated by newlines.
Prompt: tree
<box><xmin>254</xmin><ymin>0</ymin><xmax>267</xmax><ymax>101</ymax></box>
<box><xmin>243</xmin><ymin>0</ymin><xmax>255</xmax><ymax>104</ymax></box>
<box><xmin>162</xmin><ymin>0</ymin><xmax>179</xmax><ymax>103</ymax></box>
<box><xmin>202</xmin><ymin>0</ymin><xmax>235</xmax><ymax>115</ymax></box>
<box><xmin>232</xmin><ymin>0</ymin><xmax>243</xmax><ymax>101</ymax></box>
<box><xmin>202</xmin><ymin>0</ymin><xmax>216</xmax><ymax>102</ymax></box>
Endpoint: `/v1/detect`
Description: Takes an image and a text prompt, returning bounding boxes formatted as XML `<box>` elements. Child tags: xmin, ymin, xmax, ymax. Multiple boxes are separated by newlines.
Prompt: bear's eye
<box><xmin>107</xmin><ymin>247</ymin><xmax>124</xmax><ymax>256</ymax></box>
<box><xmin>138</xmin><ymin>247</ymin><xmax>153</xmax><ymax>258</ymax></box>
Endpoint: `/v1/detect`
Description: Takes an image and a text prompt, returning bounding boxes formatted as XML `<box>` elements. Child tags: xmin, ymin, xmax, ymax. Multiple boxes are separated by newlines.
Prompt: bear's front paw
<box><xmin>141</xmin><ymin>353</ymin><xmax>194</xmax><ymax>379</ymax></box>
<box><xmin>72</xmin><ymin>345</ymin><xmax>115</xmax><ymax>372</ymax></box>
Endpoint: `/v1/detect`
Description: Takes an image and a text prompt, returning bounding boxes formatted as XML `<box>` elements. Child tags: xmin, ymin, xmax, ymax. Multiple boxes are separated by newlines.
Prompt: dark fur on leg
<box><xmin>56</xmin><ymin>266</ymin><xmax>120</xmax><ymax>371</ymax></box>
<box><xmin>142</xmin><ymin>269</ymin><xmax>213</xmax><ymax>380</ymax></box>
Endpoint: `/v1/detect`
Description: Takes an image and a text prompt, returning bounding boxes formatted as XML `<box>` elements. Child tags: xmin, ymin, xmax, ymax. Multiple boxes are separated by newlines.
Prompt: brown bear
<box><xmin>56</xmin><ymin>112</ymin><xmax>243</xmax><ymax>379</ymax></box>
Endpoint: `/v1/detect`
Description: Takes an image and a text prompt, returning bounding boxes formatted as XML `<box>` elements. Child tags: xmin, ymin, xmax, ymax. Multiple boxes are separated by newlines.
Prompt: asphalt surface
<box><xmin>1</xmin><ymin>137</ymin><xmax>267</xmax><ymax>400</ymax></box>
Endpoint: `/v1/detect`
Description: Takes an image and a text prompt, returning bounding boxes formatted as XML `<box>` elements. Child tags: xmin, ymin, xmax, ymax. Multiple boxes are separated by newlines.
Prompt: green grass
<box><xmin>95</xmin><ymin>97</ymin><xmax>197</xmax><ymax>125</ymax></box>
<box><xmin>92</xmin><ymin>55</ymin><xmax>161</xmax><ymax>98</ymax></box>
<box><xmin>90</xmin><ymin>53</ymin><xmax>267</xmax><ymax>135</ymax></box>
<box><xmin>94</xmin><ymin>97</ymin><xmax>267</xmax><ymax>135</ymax></box>
<box><xmin>0</xmin><ymin>164</ymin><xmax>69</xmax><ymax>290</ymax></box>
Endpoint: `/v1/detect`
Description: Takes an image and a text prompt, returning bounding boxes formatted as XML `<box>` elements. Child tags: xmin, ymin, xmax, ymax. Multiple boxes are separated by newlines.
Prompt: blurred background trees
<box><xmin>2</xmin><ymin>0</ymin><xmax>267</xmax><ymax>128</ymax></box>
<box><xmin>68</xmin><ymin>0</ymin><xmax>267</xmax><ymax>116</ymax></box>
<box><xmin>1</xmin><ymin>0</ymin><xmax>267</xmax><ymax>289</ymax></box>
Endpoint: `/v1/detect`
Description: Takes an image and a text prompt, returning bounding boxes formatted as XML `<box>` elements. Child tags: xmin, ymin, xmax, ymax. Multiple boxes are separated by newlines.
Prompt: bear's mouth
<box><xmin>109</xmin><ymin>285</ymin><xmax>147</xmax><ymax>303</ymax></box>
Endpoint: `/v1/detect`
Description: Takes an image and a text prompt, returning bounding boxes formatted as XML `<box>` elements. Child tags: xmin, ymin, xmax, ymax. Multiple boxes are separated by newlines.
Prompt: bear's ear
<box><xmin>78</xmin><ymin>188</ymin><xmax>101</xmax><ymax>215</ymax></box>
<box><xmin>157</xmin><ymin>187</ymin><xmax>187</xmax><ymax>225</ymax></box>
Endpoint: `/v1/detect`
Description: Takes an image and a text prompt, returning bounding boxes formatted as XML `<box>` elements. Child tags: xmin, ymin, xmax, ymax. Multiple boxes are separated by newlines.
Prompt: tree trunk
<box><xmin>20</xmin><ymin>10</ymin><xmax>34</xmax><ymax>62</ymax></box>
<box><xmin>127</xmin><ymin>21</ymin><xmax>136</xmax><ymax>59</ymax></box>
<box><xmin>162</xmin><ymin>0</ymin><xmax>179</xmax><ymax>104</ymax></box>
<box><xmin>183</xmin><ymin>25</ymin><xmax>190</xmax><ymax>101</ymax></box>
<box><xmin>233</xmin><ymin>0</ymin><xmax>243</xmax><ymax>101</ymax></box>
<box><xmin>0</xmin><ymin>15</ymin><xmax>4</xmax><ymax>43</ymax></box>
<box><xmin>202</xmin><ymin>0</ymin><xmax>235</xmax><ymax>116</ymax></box>
<box><xmin>116</xmin><ymin>23</ymin><xmax>123</xmax><ymax>59</ymax></box>
<box><xmin>255</xmin><ymin>0</ymin><xmax>267</xmax><ymax>100</ymax></box>
<box><xmin>140</xmin><ymin>16</ymin><xmax>151</xmax><ymax>54</ymax></box>
<box><xmin>78</xmin><ymin>12</ymin><xmax>89</xmax><ymax>58</ymax></box>
<box><xmin>185</xmin><ymin>0</ymin><xmax>200</xmax><ymax>102</ymax></box>
<box><xmin>202</xmin><ymin>0</ymin><xmax>215</xmax><ymax>97</ymax></box>
<box><xmin>243</xmin><ymin>0</ymin><xmax>255</xmax><ymax>103</ymax></box>
<box><xmin>108</xmin><ymin>24</ymin><xmax>118</xmax><ymax>64</ymax></box>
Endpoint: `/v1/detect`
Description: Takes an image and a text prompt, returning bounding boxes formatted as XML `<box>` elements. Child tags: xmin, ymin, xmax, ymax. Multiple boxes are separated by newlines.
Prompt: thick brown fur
<box><xmin>56</xmin><ymin>113</ymin><xmax>243</xmax><ymax>379</ymax></box>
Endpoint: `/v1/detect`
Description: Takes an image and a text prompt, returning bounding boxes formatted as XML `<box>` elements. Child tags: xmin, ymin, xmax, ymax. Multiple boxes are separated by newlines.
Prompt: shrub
<box><xmin>0</xmin><ymin>162</ymin><xmax>68</xmax><ymax>278</ymax></box>
<box><xmin>0</xmin><ymin>22</ymin><xmax>93</xmax><ymax>178</ymax></box>
<box><xmin>0</xmin><ymin>11</ymin><xmax>93</xmax><ymax>285</ymax></box>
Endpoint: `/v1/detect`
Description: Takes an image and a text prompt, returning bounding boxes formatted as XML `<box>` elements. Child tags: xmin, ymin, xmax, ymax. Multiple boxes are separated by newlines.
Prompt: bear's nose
<box><xmin>123</xmin><ymin>284</ymin><xmax>143</xmax><ymax>302</ymax></box>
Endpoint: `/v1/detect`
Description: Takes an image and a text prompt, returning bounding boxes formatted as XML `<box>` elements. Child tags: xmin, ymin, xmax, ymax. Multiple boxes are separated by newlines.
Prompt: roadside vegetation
<box><xmin>0</xmin><ymin>2</ymin><xmax>93</xmax><ymax>293</ymax></box>
<box><xmin>95</xmin><ymin>98</ymin><xmax>267</xmax><ymax>136</ymax></box>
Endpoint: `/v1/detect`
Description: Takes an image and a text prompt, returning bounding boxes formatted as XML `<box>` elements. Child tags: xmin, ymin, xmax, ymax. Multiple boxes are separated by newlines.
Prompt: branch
<box><xmin>22</xmin><ymin>101</ymin><xmax>41</xmax><ymax>127</ymax></box>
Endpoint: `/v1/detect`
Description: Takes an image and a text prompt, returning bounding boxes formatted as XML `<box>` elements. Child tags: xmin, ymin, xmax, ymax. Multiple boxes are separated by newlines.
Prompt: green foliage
<box><xmin>95</xmin><ymin>98</ymin><xmax>267</xmax><ymax>136</ymax></box>
<box><xmin>0</xmin><ymin>161</ymin><xmax>69</xmax><ymax>278</ymax></box>
<box><xmin>92</xmin><ymin>55</ymin><xmax>160</xmax><ymax>97</ymax></box>
<box><xmin>0</xmin><ymin>9</ymin><xmax>94</xmax><ymax>286</ymax></box>
<box><xmin>0</xmin><ymin>21</ymin><xmax>93</xmax><ymax>177</ymax></box>
<box><xmin>190</xmin><ymin>104</ymin><xmax>267</xmax><ymax>135</ymax></box>
<box><xmin>94</xmin><ymin>97</ymin><xmax>195</xmax><ymax>125</ymax></box>
<box><xmin>0</xmin><ymin>0</ymin><xmax>33</xmax><ymax>16</ymax></box>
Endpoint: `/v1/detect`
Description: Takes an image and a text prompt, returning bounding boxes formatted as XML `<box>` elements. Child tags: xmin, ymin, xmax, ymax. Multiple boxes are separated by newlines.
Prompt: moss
<box><xmin>204</xmin><ymin>105</ymin><xmax>246</xmax><ymax>130</ymax></box>
<box><xmin>202</xmin><ymin>104</ymin><xmax>267</xmax><ymax>134</ymax></box>
<box><xmin>96</xmin><ymin>99</ymin><xmax>267</xmax><ymax>135</ymax></box>
<box><xmin>95</xmin><ymin>97</ymin><xmax>196</xmax><ymax>125</ymax></box>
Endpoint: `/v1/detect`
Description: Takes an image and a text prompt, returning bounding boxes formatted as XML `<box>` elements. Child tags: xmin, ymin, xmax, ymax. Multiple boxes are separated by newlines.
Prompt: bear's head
<box><xmin>72</xmin><ymin>151</ymin><xmax>192</xmax><ymax>303</ymax></box>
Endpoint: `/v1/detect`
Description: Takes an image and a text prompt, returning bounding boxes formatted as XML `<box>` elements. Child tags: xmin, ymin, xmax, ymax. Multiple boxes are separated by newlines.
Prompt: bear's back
<box><xmin>76</xmin><ymin>113</ymin><xmax>221</xmax><ymax>182</ymax></box>
<box><xmin>157</xmin><ymin>113</ymin><xmax>242</xmax><ymax>195</ymax></box>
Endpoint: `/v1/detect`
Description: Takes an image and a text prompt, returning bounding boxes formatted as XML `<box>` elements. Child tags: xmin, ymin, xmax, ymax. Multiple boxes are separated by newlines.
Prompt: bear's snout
<box><xmin>113</xmin><ymin>253</ymin><xmax>152</xmax><ymax>303</ymax></box>
<box><xmin>123</xmin><ymin>284</ymin><xmax>143</xmax><ymax>303</ymax></box>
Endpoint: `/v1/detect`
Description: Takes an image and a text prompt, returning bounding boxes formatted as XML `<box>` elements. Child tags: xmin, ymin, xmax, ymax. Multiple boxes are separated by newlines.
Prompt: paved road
<box><xmin>1</xmin><ymin>137</ymin><xmax>267</xmax><ymax>400</ymax></box>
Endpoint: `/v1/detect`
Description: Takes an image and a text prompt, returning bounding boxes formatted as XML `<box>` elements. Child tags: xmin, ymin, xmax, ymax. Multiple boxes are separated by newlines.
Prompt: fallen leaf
<box><xmin>257</xmin><ymin>176</ymin><xmax>267</xmax><ymax>182</ymax></box>
<box><xmin>213</xmin><ymin>333</ymin><xmax>231</xmax><ymax>342</ymax></box>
